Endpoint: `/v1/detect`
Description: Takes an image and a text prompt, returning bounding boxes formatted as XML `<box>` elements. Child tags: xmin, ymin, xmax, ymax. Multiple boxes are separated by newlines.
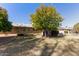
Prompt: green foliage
<box><xmin>73</xmin><ymin>23</ymin><xmax>79</xmax><ymax>33</ymax></box>
<box><xmin>64</xmin><ymin>30</ymin><xmax>68</xmax><ymax>33</ymax></box>
<box><xmin>0</xmin><ymin>7</ymin><xmax>12</xmax><ymax>32</ymax></box>
<box><xmin>31</xmin><ymin>4</ymin><xmax>63</xmax><ymax>31</ymax></box>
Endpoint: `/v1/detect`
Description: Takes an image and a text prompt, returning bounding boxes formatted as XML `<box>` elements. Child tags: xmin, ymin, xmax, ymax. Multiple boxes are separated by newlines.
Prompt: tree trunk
<box><xmin>42</xmin><ymin>29</ymin><xmax>50</xmax><ymax>37</ymax></box>
<box><xmin>42</xmin><ymin>30</ymin><xmax>59</xmax><ymax>37</ymax></box>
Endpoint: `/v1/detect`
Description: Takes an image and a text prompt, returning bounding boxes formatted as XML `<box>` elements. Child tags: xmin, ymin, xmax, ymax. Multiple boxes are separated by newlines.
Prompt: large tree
<box><xmin>0</xmin><ymin>7</ymin><xmax>12</xmax><ymax>32</ymax></box>
<box><xmin>31</xmin><ymin>4</ymin><xmax>63</xmax><ymax>36</ymax></box>
<box><xmin>73</xmin><ymin>23</ymin><xmax>79</xmax><ymax>33</ymax></box>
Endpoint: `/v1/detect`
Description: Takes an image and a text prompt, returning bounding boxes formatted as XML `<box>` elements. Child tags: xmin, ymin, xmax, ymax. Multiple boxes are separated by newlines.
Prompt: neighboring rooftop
<box><xmin>59</xmin><ymin>26</ymin><xmax>72</xmax><ymax>30</ymax></box>
<box><xmin>12</xmin><ymin>23</ymin><xmax>32</xmax><ymax>27</ymax></box>
<box><xmin>12</xmin><ymin>23</ymin><xmax>73</xmax><ymax>30</ymax></box>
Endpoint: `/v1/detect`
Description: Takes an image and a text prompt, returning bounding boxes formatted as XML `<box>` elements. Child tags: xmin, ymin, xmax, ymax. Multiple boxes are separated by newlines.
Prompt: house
<box><xmin>11</xmin><ymin>23</ymin><xmax>36</xmax><ymax>35</ymax></box>
<box><xmin>59</xmin><ymin>27</ymin><xmax>72</xmax><ymax>34</ymax></box>
<box><xmin>0</xmin><ymin>23</ymin><xmax>34</xmax><ymax>37</ymax></box>
<box><xmin>0</xmin><ymin>23</ymin><xmax>73</xmax><ymax>37</ymax></box>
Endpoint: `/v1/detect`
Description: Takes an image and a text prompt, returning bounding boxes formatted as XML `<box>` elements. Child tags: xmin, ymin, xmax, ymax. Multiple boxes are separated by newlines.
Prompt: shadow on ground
<box><xmin>0</xmin><ymin>34</ymin><xmax>79</xmax><ymax>56</ymax></box>
<box><xmin>0</xmin><ymin>34</ymin><xmax>43</xmax><ymax>56</ymax></box>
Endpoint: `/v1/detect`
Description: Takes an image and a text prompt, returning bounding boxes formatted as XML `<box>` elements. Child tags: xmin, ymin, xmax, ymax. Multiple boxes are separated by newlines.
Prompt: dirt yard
<box><xmin>0</xmin><ymin>33</ymin><xmax>79</xmax><ymax>56</ymax></box>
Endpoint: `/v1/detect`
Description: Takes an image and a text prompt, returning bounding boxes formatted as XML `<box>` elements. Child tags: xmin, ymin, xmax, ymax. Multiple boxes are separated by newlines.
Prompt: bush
<box><xmin>51</xmin><ymin>31</ymin><xmax>59</xmax><ymax>37</ymax></box>
<box><xmin>64</xmin><ymin>30</ymin><xmax>68</xmax><ymax>33</ymax></box>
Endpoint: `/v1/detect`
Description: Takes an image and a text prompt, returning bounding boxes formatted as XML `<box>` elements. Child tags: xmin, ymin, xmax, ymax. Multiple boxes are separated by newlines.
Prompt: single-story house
<box><xmin>59</xmin><ymin>27</ymin><xmax>72</xmax><ymax>34</ymax></box>
<box><xmin>0</xmin><ymin>23</ymin><xmax>34</xmax><ymax>37</ymax></box>
<box><xmin>0</xmin><ymin>23</ymin><xmax>73</xmax><ymax>37</ymax></box>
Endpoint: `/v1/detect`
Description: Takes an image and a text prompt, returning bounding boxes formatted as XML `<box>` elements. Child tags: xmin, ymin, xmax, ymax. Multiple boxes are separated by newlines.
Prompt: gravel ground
<box><xmin>0</xmin><ymin>34</ymin><xmax>79</xmax><ymax>56</ymax></box>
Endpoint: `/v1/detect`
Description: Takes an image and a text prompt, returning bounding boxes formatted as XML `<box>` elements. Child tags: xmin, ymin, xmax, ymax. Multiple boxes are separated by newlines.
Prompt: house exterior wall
<box><xmin>11</xmin><ymin>26</ymin><xmax>35</xmax><ymax>34</ymax></box>
<box><xmin>0</xmin><ymin>26</ymin><xmax>34</xmax><ymax>34</ymax></box>
<box><xmin>59</xmin><ymin>29</ymin><xmax>72</xmax><ymax>34</ymax></box>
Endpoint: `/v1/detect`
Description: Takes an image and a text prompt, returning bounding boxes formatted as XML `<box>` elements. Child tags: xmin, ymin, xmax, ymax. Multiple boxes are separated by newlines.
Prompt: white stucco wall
<box><xmin>59</xmin><ymin>30</ymin><xmax>65</xmax><ymax>34</ymax></box>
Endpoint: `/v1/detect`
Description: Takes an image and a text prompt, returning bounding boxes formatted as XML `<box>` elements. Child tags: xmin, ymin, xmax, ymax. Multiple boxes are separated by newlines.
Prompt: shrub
<box><xmin>51</xmin><ymin>30</ymin><xmax>59</xmax><ymax>37</ymax></box>
<box><xmin>64</xmin><ymin>30</ymin><xmax>68</xmax><ymax>33</ymax></box>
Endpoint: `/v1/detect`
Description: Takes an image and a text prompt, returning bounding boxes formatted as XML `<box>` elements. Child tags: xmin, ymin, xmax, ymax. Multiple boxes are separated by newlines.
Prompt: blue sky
<box><xmin>0</xmin><ymin>3</ymin><xmax>79</xmax><ymax>27</ymax></box>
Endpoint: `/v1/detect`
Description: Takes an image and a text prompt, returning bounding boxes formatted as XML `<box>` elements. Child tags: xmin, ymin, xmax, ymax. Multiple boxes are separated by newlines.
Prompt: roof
<box><xmin>12</xmin><ymin>23</ymin><xmax>32</xmax><ymax>27</ymax></box>
<box><xmin>59</xmin><ymin>27</ymin><xmax>72</xmax><ymax>30</ymax></box>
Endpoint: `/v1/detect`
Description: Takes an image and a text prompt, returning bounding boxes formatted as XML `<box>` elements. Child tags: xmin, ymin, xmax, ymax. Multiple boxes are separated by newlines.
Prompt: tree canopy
<box><xmin>31</xmin><ymin>4</ymin><xmax>63</xmax><ymax>31</ymax></box>
<box><xmin>0</xmin><ymin>7</ymin><xmax>12</xmax><ymax>32</ymax></box>
<box><xmin>73</xmin><ymin>23</ymin><xmax>79</xmax><ymax>33</ymax></box>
